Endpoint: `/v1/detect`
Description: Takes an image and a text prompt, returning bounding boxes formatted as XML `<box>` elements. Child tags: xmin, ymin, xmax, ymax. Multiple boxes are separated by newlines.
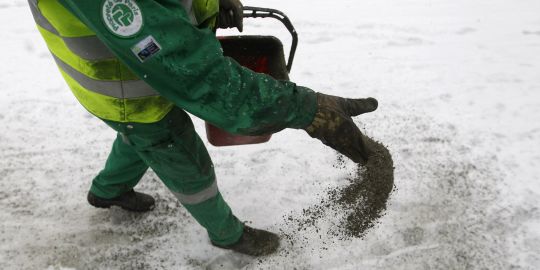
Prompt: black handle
<box><xmin>242</xmin><ymin>6</ymin><xmax>298</xmax><ymax>72</ymax></box>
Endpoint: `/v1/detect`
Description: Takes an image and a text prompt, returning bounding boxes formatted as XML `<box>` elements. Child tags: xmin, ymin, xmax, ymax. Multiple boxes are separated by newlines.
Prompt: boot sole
<box><xmin>87</xmin><ymin>196</ymin><xmax>155</xmax><ymax>212</ymax></box>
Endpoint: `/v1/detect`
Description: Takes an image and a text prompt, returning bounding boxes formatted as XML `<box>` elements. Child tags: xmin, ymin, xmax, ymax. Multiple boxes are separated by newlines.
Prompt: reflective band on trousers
<box><xmin>28</xmin><ymin>0</ymin><xmax>115</xmax><ymax>61</ymax></box>
<box><xmin>172</xmin><ymin>181</ymin><xmax>219</xmax><ymax>205</ymax></box>
<box><xmin>53</xmin><ymin>55</ymin><xmax>159</xmax><ymax>99</ymax></box>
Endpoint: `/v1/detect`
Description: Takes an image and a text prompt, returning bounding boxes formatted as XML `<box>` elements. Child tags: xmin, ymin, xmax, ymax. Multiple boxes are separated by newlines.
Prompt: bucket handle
<box><xmin>242</xmin><ymin>7</ymin><xmax>298</xmax><ymax>73</ymax></box>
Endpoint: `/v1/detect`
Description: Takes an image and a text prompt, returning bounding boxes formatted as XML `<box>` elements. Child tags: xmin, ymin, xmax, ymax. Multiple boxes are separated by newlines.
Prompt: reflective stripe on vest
<box><xmin>180</xmin><ymin>0</ymin><xmax>219</xmax><ymax>28</ymax></box>
<box><xmin>29</xmin><ymin>0</ymin><xmax>115</xmax><ymax>61</ymax></box>
<box><xmin>29</xmin><ymin>0</ymin><xmax>172</xmax><ymax>123</ymax></box>
<box><xmin>53</xmin><ymin>55</ymin><xmax>157</xmax><ymax>99</ymax></box>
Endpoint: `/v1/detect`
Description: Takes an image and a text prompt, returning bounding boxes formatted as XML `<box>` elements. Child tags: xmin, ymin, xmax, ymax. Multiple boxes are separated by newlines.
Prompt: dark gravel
<box><xmin>335</xmin><ymin>136</ymin><xmax>395</xmax><ymax>238</ymax></box>
<box><xmin>283</xmin><ymin>135</ymin><xmax>395</xmax><ymax>241</ymax></box>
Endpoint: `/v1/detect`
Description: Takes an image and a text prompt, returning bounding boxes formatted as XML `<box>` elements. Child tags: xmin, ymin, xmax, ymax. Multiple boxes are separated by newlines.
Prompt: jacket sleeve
<box><xmin>58</xmin><ymin>0</ymin><xmax>317</xmax><ymax>135</ymax></box>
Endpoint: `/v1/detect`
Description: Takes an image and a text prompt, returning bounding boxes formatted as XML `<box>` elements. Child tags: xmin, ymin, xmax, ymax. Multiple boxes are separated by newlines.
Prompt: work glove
<box><xmin>304</xmin><ymin>93</ymin><xmax>378</xmax><ymax>164</ymax></box>
<box><xmin>217</xmin><ymin>0</ymin><xmax>244</xmax><ymax>32</ymax></box>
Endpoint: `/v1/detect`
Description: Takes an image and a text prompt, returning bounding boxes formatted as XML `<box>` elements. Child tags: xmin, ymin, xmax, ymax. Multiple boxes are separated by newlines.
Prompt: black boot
<box><xmin>87</xmin><ymin>190</ymin><xmax>155</xmax><ymax>212</ymax></box>
<box><xmin>212</xmin><ymin>226</ymin><xmax>280</xmax><ymax>256</ymax></box>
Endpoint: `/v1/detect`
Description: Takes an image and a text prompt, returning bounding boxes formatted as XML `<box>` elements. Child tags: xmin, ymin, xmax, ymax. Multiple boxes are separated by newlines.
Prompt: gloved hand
<box><xmin>217</xmin><ymin>0</ymin><xmax>244</xmax><ymax>32</ymax></box>
<box><xmin>304</xmin><ymin>93</ymin><xmax>378</xmax><ymax>164</ymax></box>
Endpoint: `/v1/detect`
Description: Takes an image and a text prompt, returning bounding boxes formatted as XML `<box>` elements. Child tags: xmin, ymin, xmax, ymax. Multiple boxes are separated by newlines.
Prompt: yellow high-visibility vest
<box><xmin>28</xmin><ymin>0</ymin><xmax>218</xmax><ymax>123</ymax></box>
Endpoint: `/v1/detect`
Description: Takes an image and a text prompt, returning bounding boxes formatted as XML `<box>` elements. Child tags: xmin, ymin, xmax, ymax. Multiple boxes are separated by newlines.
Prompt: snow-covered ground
<box><xmin>1</xmin><ymin>0</ymin><xmax>540</xmax><ymax>269</ymax></box>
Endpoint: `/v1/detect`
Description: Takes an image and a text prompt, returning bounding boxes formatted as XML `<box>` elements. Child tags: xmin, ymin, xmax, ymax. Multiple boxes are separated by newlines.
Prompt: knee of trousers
<box><xmin>170</xmin><ymin>179</ymin><xmax>220</xmax><ymax>205</ymax></box>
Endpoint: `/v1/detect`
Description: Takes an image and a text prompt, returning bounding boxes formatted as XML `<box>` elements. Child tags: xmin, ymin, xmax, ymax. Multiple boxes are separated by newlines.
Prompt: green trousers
<box><xmin>90</xmin><ymin>107</ymin><xmax>243</xmax><ymax>245</ymax></box>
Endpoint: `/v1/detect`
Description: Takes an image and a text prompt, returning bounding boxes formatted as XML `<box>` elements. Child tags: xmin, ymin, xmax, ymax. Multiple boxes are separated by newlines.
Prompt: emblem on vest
<box><xmin>102</xmin><ymin>0</ymin><xmax>144</xmax><ymax>38</ymax></box>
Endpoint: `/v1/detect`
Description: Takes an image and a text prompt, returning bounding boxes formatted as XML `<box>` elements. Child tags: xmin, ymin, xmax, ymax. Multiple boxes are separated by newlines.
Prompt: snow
<box><xmin>1</xmin><ymin>0</ymin><xmax>540</xmax><ymax>269</ymax></box>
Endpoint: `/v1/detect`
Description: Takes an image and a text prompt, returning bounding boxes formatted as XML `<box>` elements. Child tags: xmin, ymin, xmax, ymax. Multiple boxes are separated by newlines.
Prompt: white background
<box><xmin>1</xmin><ymin>0</ymin><xmax>539</xmax><ymax>269</ymax></box>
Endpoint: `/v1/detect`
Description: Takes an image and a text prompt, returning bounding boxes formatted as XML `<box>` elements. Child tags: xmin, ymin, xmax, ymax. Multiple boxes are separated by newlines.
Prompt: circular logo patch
<box><xmin>102</xmin><ymin>0</ymin><xmax>143</xmax><ymax>38</ymax></box>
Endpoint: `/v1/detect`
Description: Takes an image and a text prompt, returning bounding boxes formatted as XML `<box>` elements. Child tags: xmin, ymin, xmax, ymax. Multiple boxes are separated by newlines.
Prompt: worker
<box><xmin>27</xmin><ymin>0</ymin><xmax>378</xmax><ymax>256</ymax></box>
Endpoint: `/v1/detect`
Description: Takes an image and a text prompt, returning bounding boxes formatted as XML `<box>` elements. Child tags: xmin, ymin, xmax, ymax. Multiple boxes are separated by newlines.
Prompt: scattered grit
<box><xmin>336</xmin><ymin>136</ymin><xmax>395</xmax><ymax>237</ymax></box>
<box><xmin>283</xmin><ymin>135</ymin><xmax>395</xmax><ymax>240</ymax></box>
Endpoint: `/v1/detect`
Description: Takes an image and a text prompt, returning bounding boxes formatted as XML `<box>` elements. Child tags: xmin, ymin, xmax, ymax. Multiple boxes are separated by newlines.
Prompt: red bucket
<box><xmin>205</xmin><ymin>36</ymin><xmax>290</xmax><ymax>146</ymax></box>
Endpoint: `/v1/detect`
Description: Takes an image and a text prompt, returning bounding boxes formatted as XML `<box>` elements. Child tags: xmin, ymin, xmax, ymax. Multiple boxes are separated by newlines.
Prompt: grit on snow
<box><xmin>1</xmin><ymin>0</ymin><xmax>539</xmax><ymax>269</ymax></box>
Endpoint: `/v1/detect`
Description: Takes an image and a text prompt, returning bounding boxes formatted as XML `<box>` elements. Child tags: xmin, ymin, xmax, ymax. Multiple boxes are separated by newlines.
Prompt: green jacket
<box><xmin>57</xmin><ymin>0</ymin><xmax>317</xmax><ymax>135</ymax></box>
